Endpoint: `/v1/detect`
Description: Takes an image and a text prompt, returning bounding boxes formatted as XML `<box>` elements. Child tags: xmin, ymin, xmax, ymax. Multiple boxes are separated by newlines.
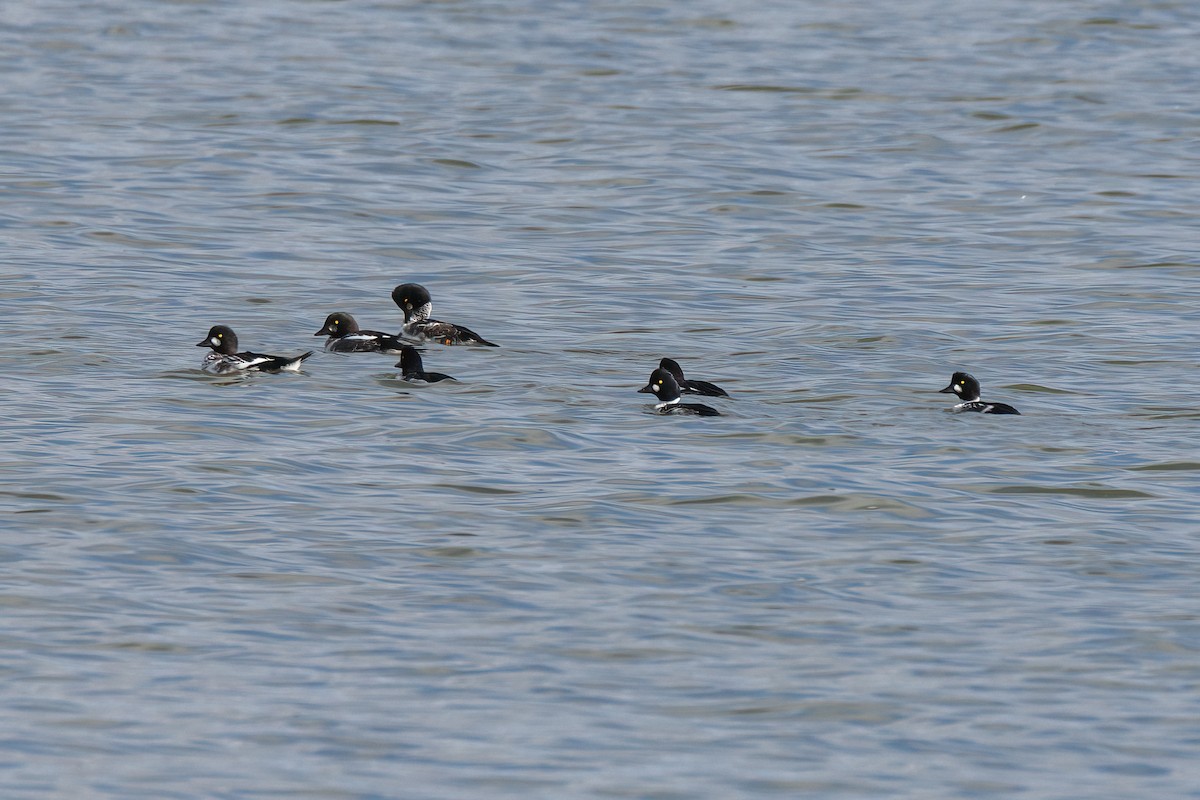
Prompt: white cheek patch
<box><xmin>210</xmin><ymin>337</ymin><xmax>221</xmax><ymax>346</ymax></box>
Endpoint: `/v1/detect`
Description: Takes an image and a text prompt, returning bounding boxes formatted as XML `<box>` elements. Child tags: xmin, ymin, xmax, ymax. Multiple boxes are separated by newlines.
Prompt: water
<box><xmin>3</xmin><ymin>1</ymin><xmax>1200</xmax><ymax>797</ymax></box>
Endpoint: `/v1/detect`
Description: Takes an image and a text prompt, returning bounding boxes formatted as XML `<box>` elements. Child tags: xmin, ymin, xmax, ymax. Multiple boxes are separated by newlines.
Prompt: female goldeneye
<box><xmin>196</xmin><ymin>325</ymin><xmax>313</xmax><ymax>374</ymax></box>
<box><xmin>659</xmin><ymin>357</ymin><xmax>728</xmax><ymax>397</ymax></box>
<box><xmin>939</xmin><ymin>371</ymin><xmax>1020</xmax><ymax>415</ymax></box>
<box><xmin>639</xmin><ymin>367</ymin><xmax>721</xmax><ymax>416</ymax></box>
<box><xmin>314</xmin><ymin>312</ymin><xmax>405</xmax><ymax>353</ymax></box>
<box><xmin>395</xmin><ymin>345</ymin><xmax>455</xmax><ymax>383</ymax></box>
<box><xmin>391</xmin><ymin>283</ymin><xmax>498</xmax><ymax>346</ymax></box>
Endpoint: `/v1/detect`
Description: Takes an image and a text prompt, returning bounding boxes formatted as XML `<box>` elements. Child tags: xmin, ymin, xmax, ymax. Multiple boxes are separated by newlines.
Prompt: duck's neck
<box><xmin>408</xmin><ymin>301</ymin><xmax>432</xmax><ymax>323</ymax></box>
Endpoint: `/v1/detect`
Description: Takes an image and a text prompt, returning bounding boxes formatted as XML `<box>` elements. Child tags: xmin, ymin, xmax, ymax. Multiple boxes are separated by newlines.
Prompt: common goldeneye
<box><xmin>939</xmin><ymin>371</ymin><xmax>1020</xmax><ymax>415</ymax></box>
<box><xmin>396</xmin><ymin>345</ymin><xmax>454</xmax><ymax>383</ymax></box>
<box><xmin>659</xmin><ymin>357</ymin><xmax>728</xmax><ymax>397</ymax></box>
<box><xmin>196</xmin><ymin>325</ymin><xmax>313</xmax><ymax>374</ymax></box>
<box><xmin>639</xmin><ymin>367</ymin><xmax>721</xmax><ymax>416</ymax></box>
<box><xmin>314</xmin><ymin>312</ymin><xmax>405</xmax><ymax>353</ymax></box>
<box><xmin>391</xmin><ymin>283</ymin><xmax>498</xmax><ymax>347</ymax></box>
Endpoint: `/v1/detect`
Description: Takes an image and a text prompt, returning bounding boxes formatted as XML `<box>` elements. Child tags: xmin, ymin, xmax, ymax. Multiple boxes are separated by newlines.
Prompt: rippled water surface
<box><xmin>3</xmin><ymin>1</ymin><xmax>1200</xmax><ymax>797</ymax></box>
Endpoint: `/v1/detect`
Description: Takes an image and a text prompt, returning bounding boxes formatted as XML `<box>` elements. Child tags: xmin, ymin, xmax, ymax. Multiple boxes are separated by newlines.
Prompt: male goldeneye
<box><xmin>391</xmin><ymin>283</ymin><xmax>498</xmax><ymax>346</ymax></box>
<box><xmin>314</xmin><ymin>312</ymin><xmax>405</xmax><ymax>353</ymax></box>
<box><xmin>939</xmin><ymin>371</ymin><xmax>1020</xmax><ymax>415</ymax></box>
<box><xmin>659</xmin><ymin>357</ymin><xmax>728</xmax><ymax>397</ymax></box>
<box><xmin>639</xmin><ymin>367</ymin><xmax>721</xmax><ymax>416</ymax></box>
<box><xmin>395</xmin><ymin>345</ymin><xmax>455</xmax><ymax>383</ymax></box>
<box><xmin>196</xmin><ymin>325</ymin><xmax>313</xmax><ymax>374</ymax></box>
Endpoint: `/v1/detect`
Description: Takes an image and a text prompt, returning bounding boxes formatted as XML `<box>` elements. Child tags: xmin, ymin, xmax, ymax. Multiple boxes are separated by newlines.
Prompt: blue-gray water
<box><xmin>3</xmin><ymin>1</ymin><xmax>1200</xmax><ymax>797</ymax></box>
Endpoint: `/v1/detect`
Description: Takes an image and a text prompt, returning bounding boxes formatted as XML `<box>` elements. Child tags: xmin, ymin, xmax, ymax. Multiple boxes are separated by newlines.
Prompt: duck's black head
<box><xmin>316</xmin><ymin>312</ymin><xmax>359</xmax><ymax>337</ymax></box>
<box><xmin>396</xmin><ymin>345</ymin><xmax>424</xmax><ymax>374</ymax></box>
<box><xmin>659</xmin><ymin>357</ymin><xmax>686</xmax><ymax>382</ymax></box>
<box><xmin>391</xmin><ymin>283</ymin><xmax>432</xmax><ymax>322</ymax></box>
<box><xmin>940</xmin><ymin>371</ymin><xmax>980</xmax><ymax>401</ymax></box>
<box><xmin>197</xmin><ymin>325</ymin><xmax>237</xmax><ymax>354</ymax></box>
<box><xmin>639</xmin><ymin>367</ymin><xmax>682</xmax><ymax>403</ymax></box>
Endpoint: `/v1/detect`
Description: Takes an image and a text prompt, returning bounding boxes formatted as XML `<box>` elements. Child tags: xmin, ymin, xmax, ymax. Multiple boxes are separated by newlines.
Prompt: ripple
<box><xmin>985</xmin><ymin>485</ymin><xmax>1155</xmax><ymax>499</ymax></box>
<box><xmin>1129</xmin><ymin>462</ymin><xmax>1200</xmax><ymax>472</ymax></box>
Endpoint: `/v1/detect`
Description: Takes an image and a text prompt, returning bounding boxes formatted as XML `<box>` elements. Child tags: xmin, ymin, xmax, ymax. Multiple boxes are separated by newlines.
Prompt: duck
<box><xmin>196</xmin><ymin>325</ymin><xmax>313</xmax><ymax>374</ymax></box>
<box><xmin>639</xmin><ymin>367</ymin><xmax>721</xmax><ymax>416</ymax></box>
<box><xmin>391</xmin><ymin>283</ymin><xmax>498</xmax><ymax>346</ymax></box>
<box><xmin>939</xmin><ymin>371</ymin><xmax>1020</xmax><ymax>414</ymax></box>
<box><xmin>395</xmin><ymin>345</ymin><xmax>455</xmax><ymax>383</ymax></box>
<box><xmin>659</xmin><ymin>357</ymin><xmax>728</xmax><ymax>397</ymax></box>
<box><xmin>314</xmin><ymin>312</ymin><xmax>405</xmax><ymax>353</ymax></box>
